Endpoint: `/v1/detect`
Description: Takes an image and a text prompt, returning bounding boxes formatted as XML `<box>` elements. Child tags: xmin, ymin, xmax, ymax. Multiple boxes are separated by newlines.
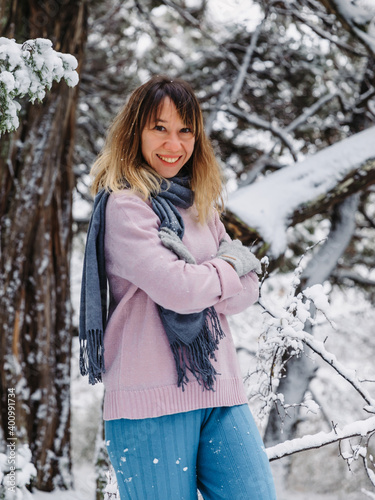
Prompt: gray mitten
<box><xmin>216</xmin><ymin>239</ymin><xmax>261</xmax><ymax>277</ymax></box>
<box><xmin>158</xmin><ymin>227</ymin><xmax>196</xmax><ymax>264</ymax></box>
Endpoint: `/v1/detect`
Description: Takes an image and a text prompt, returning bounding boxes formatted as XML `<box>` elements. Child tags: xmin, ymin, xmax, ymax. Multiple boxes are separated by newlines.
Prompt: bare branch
<box><xmin>230</xmin><ymin>19</ymin><xmax>264</xmax><ymax>102</ymax></box>
<box><xmin>363</xmin><ymin>450</ymin><xmax>375</xmax><ymax>488</ymax></box>
<box><xmin>134</xmin><ymin>0</ymin><xmax>185</xmax><ymax>59</ymax></box>
<box><xmin>285</xmin><ymin>92</ymin><xmax>339</xmax><ymax>133</ymax></box>
<box><xmin>332</xmin><ymin>269</ymin><xmax>375</xmax><ymax>287</ymax></box>
<box><xmin>235</xmin><ymin>92</ymin><xmax>342</xmax><ymax>188</ymax></box>
<box><xmin>297</xmin><ymin>330</ymin><xmax>375</xmax><ymax>407</ymax></box>
<box><xmin>160</xmin><ymin>0</ymin><xmax>241</xmax><ymax>70</ymax></box>
<box><xmin>291</xmin><ymin>10</ymin><xmax>367</xmax><ymax>57</ymax></box>
<box><xmin>205</xmin><ymin>83</ymin><xmax>231</xmax><ymax>137</ymax></box>
<box><xmin>225</xmin><ymin>104</ymin><xmax>298</xmax><ymax>161</ymax></box>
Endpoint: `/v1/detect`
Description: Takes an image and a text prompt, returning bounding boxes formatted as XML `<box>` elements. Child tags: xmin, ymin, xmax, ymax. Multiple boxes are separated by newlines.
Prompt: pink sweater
<box><xmin>102</xmin><ymin>190</ymin><xmax>259</xmax><ymax>420</ymax></box>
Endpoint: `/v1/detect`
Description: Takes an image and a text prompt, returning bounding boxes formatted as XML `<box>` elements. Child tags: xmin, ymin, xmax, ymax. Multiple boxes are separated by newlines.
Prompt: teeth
<box><xmin>158</xmin><ymin>155</ymin><xmax>180</xmax><ymax>163</ymax></box>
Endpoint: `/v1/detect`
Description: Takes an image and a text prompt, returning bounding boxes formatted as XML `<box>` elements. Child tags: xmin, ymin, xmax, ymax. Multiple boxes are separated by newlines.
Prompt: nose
<box><xmin>164</xmin><ymin>132</ymin><xmax>181</xmax><ymax>152</ymax></box>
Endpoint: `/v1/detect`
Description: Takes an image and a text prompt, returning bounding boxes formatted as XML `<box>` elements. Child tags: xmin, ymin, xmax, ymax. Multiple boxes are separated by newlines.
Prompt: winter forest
<box><xmin>1</xmin><ymin>0</ymin><xmax>375</xmax><ymax>498</ymax></box>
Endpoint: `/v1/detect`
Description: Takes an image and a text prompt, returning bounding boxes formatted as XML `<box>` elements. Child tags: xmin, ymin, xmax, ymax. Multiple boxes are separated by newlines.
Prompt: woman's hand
<box><xmin>158</xmin><ymin>227</ymin><xmax>197</xmax><ymax>264</ymax></box>
<box><xmin>216</xmin><ymin>239</ymin><xmax>261</xmax><ymax>277</ymax></box>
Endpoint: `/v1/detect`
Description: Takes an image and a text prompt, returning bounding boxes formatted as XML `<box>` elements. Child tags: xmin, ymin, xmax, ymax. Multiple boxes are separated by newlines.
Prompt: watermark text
<box><xmin>6</xmin><ymin>388</ymin><xmax>17</xmax><ymax>493</ymax></box>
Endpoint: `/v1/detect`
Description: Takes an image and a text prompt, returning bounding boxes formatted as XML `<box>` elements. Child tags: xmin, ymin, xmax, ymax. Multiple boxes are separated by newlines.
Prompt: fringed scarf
<box><xmin>79</xmin><ymin>175</ymin><xmax>225</xmax><ymax>390</ymax></box>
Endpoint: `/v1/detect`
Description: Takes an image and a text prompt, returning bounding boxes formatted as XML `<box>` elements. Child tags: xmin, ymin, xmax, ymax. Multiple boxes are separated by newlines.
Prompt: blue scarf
<box><xmin>79</xmin><ymin>175</ymin><xmax>225</xmax><ymax>390</ymax></box>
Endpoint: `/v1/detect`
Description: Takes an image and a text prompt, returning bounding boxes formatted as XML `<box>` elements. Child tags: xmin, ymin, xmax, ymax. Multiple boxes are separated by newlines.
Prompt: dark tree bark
<box><xmin>0</xmin><ymin>0</ymin><xmax>87</xmax><ymax>491</ymax></box>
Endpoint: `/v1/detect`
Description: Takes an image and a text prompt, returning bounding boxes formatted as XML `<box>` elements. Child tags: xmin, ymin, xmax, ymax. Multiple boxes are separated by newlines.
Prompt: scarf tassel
<box><xmin>170</xmin><ymin>308</ymin><xmax>225</xmax><ymax>391</ymax></box>
<box><xmin>80</xmin><ymin>329</ymin><xmax>105</xmax><ymax>385</ymax></box>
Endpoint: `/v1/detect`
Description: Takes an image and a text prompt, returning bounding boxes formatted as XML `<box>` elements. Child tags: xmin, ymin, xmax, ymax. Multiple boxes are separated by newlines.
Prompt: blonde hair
<box><xmin>90</xmin><ymin>75</ymin><xmax>224</xmax><ymax>222</ymax></box>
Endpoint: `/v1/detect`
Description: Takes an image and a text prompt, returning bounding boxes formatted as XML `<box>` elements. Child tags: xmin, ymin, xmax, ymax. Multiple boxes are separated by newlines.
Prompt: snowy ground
<box><xmin>30</xmin><ymin>270</ymin><xmax>375</xmax><ymax>500</ymax></box>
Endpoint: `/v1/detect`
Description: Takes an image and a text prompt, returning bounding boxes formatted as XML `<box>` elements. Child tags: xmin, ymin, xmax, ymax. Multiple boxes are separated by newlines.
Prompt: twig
<box><xmin>297</xmin><ymin>331</ymin><xmax>375</xmax><ymax>407</ymax></box>
<box><xmin>230</xmin><ymin>19</ymin><xmax>264</xmax><ymax>102</ymax></box>
<box><xmin>291</xmin><ymin>10</ymin><xmax>367</xmax><ymax>57</ymax></box>
<box><xmin>285</xmin><ymin>93</ymin><xmax>339</xmax><ymax>133</ymax></box>
<box><xmin>225</xmin><ymin>104</ymin><xmax>298</xmax><ymax>161</ymax></box>
<box><xmin>160</xmin><ymin>0</ymin><xmax>241</xmax><ymax>70</ymax></box>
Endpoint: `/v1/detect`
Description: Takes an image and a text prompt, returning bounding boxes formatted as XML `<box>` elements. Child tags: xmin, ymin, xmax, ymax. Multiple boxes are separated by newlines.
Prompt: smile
<box><xmin>157</xmin><ymin>154</ymin><xmax>181</xmax><ymax>164</ymax></box>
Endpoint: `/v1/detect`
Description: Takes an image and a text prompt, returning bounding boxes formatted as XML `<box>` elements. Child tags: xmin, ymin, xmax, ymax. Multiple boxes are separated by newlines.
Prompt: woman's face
<box><xmin>141</xmin><ymin>97</ymin><xmax>195</xmax><ymax>178</ymax></box>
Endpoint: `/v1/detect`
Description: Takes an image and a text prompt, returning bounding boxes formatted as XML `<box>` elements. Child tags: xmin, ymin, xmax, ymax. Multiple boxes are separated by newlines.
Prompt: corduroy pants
<box><xmin>105</xmin><ymin>404</ymin><xmax>276</xmax><ymax>499</ymax></box>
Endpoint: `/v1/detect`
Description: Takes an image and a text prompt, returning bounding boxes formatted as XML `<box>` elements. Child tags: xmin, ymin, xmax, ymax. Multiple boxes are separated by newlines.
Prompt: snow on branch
<box><xmin>228</xmin><ymin>126</ymin><xmax>375</xmax><ymax>257</ymax></box>
<box><xmin>266</xmin><ymin>415</ymin><xmax>375</xmax><ymax>461</ymax></box>
<box><xmin>0</xmin><ymin>37</ymin><xmax>79</xmax><ymax>135</ymax></box>
<box><xmin>252</xmin><ymin>254</ymin><xmax>375</xmax><ymax>476</ymax></box>
<box><xmin>318</xmin><ymin>0</ymin><xmax>375</xmax><ymax>54</ymax></box>
<box><xmin>254</xmin><ymin>252</ymin><xmax>375</xmax><ymax>416</ymax></box>
<box><xmin>295</xmin><ymin>329</ymin><xmax>375</xmax><ymax>408</ymax></box>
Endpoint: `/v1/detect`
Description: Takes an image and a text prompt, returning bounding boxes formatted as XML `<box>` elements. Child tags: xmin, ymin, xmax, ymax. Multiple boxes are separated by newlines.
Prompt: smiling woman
<box><xmin>80</xmin><ymin>75</ymin><xmax>276</xmax><ymax>500</ymax></box>
<box><xmin>90</xmin><ymin>76</ymin><xmax>223</xmax><ymax>223</ymax></box>
<box><xmin>141</xmin><ymin>97</ymin><xmax>195</xmax><ymax>178</ymax></box>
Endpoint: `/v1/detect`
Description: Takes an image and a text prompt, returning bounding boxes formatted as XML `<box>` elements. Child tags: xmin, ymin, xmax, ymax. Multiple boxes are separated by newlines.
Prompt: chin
<box><xmin>162</xmin><ymin>170</ymin><xmax>182</xmax><ymax>179</ymax></box>
<box><xmin>152</xmin><ymin>164</ymin><xmax>184</xmax><ymax>178</ymax></box>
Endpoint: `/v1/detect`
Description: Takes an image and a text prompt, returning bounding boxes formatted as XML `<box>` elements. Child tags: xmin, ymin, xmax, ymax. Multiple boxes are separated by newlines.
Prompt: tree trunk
<box><xmin>0</xmin><ymin>0</ymin><xmax>86</xmax><ymax>491</ymax></box>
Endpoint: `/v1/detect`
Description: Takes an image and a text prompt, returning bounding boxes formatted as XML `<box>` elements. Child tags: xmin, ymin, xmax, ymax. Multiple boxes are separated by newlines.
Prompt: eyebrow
<box><xmin>152</xmin><ymin>117</ymin><xmax>191</xmax><ymax>128</ymax></box>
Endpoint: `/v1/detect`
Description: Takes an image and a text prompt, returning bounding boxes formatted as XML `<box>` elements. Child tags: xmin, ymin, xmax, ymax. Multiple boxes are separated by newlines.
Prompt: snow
<box><xmin>228</xmin><ymin>126</ymin><xmax>375</xmax><ymax>257</ymax></box>
<box><xmin>232</xmin><ymin>266</ymin><xmax>375</xmax><ymax>492</ymax></box>
<box><xmin>316</xmin><ymin>0</ymin><xmax>375</xmax><ymax>53</ymax></box>
<box><xmin>302</xmin><ymin>284</ymin><xmax>330</xmax><ymax>316</ymax></box>
<box><xmin>0</xmin><ymin>444</ymin><xmax>37</xmax><ymax>500</ymax></box>
<box><xmin>335</xmin><ymin>0</ymin><xmax>375</xmax><ymax>26</ymax></box>
<box><xmin>266</xmin><ymin>416</ymin><xmax>375</xmax><ymax>461</ymax></box>
<box><xmin>0</xmin><ymin>37</ymin><xmax>79</xmax><ymax>135</ymax></box>
<box><xmin>5</xmin><ymin>25</ymin><xmax>372</xmax><ymax>497</ymax></box>
<box><xmin>207</xmin><ymin>0</ymin><xmax>262</xmax><ymax>32</ymax></box>
<box><xmin>31</xmin><ymin>463</ymin><xmax>97</xmax><ymax>500</ymax></box>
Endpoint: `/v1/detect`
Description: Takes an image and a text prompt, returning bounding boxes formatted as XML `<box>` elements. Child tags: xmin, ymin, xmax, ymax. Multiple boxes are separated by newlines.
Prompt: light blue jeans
<box><xmin>105</xmin><ymin>404</ymin><xmax>276</xmax><ymax>499</ymax></box>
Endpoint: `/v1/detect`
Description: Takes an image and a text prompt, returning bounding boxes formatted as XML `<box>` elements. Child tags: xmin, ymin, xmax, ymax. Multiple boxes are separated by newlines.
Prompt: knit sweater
<box><xmin>102</xmin><ymin>190</ymin><xmax>259</xmax><ymax>420</ymax></box>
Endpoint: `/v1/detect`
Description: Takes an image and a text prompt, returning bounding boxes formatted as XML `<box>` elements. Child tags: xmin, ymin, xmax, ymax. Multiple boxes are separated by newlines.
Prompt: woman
<box><xmin>79</xmin><ymin>75</ymin><xmax>276</xmax><ymax>499</ymax></box>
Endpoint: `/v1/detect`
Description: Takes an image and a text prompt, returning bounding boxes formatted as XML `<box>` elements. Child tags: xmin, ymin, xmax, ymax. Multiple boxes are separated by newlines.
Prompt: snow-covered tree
<box><xmin>0</xmin><ymin>37</ymin><xmax>79</xmax><ymax>135</ymax></box>
<box><xmin>0</xmin><ymin>0</ymin><xmax>86</xmax><ymax>493</ymax></box>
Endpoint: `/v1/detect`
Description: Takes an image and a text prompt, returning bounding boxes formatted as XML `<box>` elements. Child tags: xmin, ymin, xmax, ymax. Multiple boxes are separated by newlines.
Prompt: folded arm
<box><xmin>105</xmin><ymin>194</ymin><xmax>245</xmax><ymax>314</ymax></box>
